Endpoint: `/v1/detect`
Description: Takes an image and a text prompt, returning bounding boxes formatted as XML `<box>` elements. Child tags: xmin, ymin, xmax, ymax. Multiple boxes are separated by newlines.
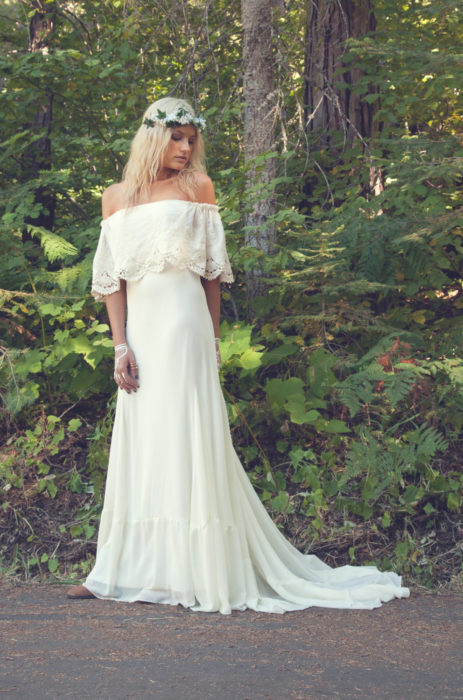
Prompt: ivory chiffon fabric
<box><xmin>86</xmin><ymin>200</ymin><xmax>409</xmax><ymax>613</ymax></box>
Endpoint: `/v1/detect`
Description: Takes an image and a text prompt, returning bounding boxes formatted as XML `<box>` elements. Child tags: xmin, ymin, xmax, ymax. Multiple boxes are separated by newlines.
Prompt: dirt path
<box><xmin>1</xmin><ymin>582</ymin><xmax>462</xmax><ymax>699</ymax></box>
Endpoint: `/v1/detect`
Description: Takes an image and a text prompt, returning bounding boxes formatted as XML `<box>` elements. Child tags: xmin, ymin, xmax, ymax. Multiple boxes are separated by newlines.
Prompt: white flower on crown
<box><xmin>143</xmin><ymin>107</ymin><xmax>206</xmax><ymax>131</ymax></box>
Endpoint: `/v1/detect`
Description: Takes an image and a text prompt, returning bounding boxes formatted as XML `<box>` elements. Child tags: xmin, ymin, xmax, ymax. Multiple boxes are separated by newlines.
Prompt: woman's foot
<box><xmin>66</xmin><ymin>584</ymin><xmax>96</xmax><ymax>599</ymax></box>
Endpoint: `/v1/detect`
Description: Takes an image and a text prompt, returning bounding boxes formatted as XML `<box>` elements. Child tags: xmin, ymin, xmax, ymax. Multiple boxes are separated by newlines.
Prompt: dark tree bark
<box><xmin>241</xmin><ymin>0</ymin><xmax>277</xmax><ymax>305</ymax></box>
<box><xmin>304</xmin><ymin>0</ymin><xmax>377</xmax><ymax>146</ymax></box>
<box><xmin>24</xmin><ymin>0</ymin><xmax>57</xmax><ymax>232</ymax></box>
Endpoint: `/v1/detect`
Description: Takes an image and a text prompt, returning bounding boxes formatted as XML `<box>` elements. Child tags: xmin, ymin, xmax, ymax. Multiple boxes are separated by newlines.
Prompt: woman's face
<box><xmin>163</xmin><ymin>125</ymin><xmax>197</xmax><ymax>172</ymax></box>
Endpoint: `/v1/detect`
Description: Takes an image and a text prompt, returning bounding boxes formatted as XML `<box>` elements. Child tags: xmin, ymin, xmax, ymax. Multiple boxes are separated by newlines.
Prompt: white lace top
<box><xmin>91</xmin><ymin>199</ymin><xmax>234</xmax><ymax>301</ymax></box>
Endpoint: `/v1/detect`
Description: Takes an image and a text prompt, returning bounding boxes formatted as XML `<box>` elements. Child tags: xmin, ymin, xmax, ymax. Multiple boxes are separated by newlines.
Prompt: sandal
<box><xmin>66</xmin><ymin>584</ymin><xmax>96</xmax><ymax>599</ymax></box>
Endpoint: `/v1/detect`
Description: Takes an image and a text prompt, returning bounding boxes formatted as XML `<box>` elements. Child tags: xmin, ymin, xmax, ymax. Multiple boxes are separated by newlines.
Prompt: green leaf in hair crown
<box><xmin>143</xmin><ymin>107</ymin><xmax>206</xmax><ymax>131</ymax></box>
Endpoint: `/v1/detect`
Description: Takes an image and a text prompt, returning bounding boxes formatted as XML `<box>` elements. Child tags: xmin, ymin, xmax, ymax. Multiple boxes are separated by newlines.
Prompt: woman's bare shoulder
<box><xmin>192</xmin><ymin>172</ymin><xmax>216</xmax><ymax>205</ymax></box>
<box><xmin>102</xmin><ymin>182</ymin><xmax>127</xmax><ymax>219</ymax></box>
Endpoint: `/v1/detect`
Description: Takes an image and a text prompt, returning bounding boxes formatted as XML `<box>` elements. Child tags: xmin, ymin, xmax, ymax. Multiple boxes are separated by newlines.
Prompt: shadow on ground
<box><xmin>1</xmin><ymin>583</ymin><xmax>462</xmax><ymax>699</ymax></box>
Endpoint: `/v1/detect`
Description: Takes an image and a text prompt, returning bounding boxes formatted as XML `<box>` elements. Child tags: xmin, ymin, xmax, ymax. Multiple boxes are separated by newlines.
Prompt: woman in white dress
<box><xmin>67</xmin><ymin>97</ymin><xmax>409</xmax><ymax>613</ymax></box>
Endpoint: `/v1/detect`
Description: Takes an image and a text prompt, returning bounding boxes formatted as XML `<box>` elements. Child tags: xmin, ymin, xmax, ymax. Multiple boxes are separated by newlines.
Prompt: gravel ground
<box><xmin>1</xmin><ymin>582</ymin><xmax>462</xmax><ymax>700</ymax></box>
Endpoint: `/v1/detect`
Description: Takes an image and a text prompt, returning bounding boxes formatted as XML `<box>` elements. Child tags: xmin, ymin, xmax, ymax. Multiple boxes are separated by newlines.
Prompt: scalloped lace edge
<box><xmin>92</xmin><ymin>257</ymin><xmax>234</xmax><ymax>301</ymax></box>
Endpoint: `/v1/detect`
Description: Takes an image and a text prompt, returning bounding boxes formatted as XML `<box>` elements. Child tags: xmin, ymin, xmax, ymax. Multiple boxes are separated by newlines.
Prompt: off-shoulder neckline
<box><xmin>102</xmin><ymin>198</ymin><xmax>219</xmax><ymax>223</ymax></box>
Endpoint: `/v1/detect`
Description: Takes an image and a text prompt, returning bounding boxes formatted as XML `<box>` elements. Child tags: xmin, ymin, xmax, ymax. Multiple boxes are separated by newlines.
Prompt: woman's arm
<box><xmin>102</xmin><ymin>186</ymin><xmax>139</xmax><ymax>393</ymax></box>
<box><xmin>105</xmin><ymin>282</ymin><xmax>128</xmax><ymax>346</ymax></box>
<box><xmin>195</xmin><ymin>174</ymin><xmax>223</xmax><ymax>363</ymax></box>
<box><xmin>201</xmin><ymin>278</ymin><xmax>221</xmax><ymax>338</ymax></box>
<box><xmin>104</xmin><ymin>281</ymin><xmax>139</xmax><ymax>394</ymax></box>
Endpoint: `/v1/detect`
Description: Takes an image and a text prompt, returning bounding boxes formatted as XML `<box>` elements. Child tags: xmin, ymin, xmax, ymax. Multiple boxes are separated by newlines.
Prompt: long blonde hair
<box><xmin>123</xmin><ymin>97</ymin><xmax>206</xmax><ymax>208</ymax></box>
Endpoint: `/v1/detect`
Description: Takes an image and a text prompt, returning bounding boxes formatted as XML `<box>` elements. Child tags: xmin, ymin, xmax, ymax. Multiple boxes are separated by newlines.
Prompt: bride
<box><xmin>67</xmin><ymin>97</ymin><xmax>409</xmax><ymax>613</ymax></box>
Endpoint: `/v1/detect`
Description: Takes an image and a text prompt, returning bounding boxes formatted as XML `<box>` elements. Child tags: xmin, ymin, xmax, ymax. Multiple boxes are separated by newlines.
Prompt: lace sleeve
<box><xmin>91</xmin><ymin>220</ymin><xmax>121</xmax><ymax>302</ymax></box>
<box><xmin>202</xmin><ymin>207</ymin><xmax>234</xmax><ymax>284</ymax></box>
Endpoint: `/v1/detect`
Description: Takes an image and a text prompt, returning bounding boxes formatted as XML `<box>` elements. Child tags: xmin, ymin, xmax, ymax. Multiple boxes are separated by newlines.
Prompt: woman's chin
<box><xmin>170</xmin><ymin>161</ymin><xmax>188</xmax><ymax>171</ymax></box>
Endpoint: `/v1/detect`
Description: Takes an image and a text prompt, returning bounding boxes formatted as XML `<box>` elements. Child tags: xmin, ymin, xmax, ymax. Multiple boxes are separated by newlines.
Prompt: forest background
<box><xmin>0</xmin><ymin>0</ymin><xmax>462</xmax><ymax>588</ymax></box>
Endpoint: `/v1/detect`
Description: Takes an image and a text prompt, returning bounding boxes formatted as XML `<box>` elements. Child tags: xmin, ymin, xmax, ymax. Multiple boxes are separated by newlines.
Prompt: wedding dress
<box><xmin>86</xmin><ymin>199</ymin><xmax>409</xmax><ymax>614</ymax></box>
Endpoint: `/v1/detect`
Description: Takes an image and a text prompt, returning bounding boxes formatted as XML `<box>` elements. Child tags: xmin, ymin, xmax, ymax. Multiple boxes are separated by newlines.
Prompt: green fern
<box><xmin>27</xmin><ymin>225</ymin><xmax>78</xmax><ymax>262</ymax></box>
<box><xmin>338</xmin><ymin>363</ymin><xmax>386</xmax><ymax>417</ymax></box>
<box><xmin>342</xmin><ymin>422</ymin><xmax>448</xmax><ymax>512</ymax></box>
<box><xmin>338</xmin><ymin>361</ymin><xmax>426</xmax><ymax>417</ymax></box>
<box><xmin>383</xmin><ymin>365</ymin><xmax>424</xmax><ymax>407</ymax></box>
<box><xmin>36</xmin><ymin>263</ymin><xmax>91</xmax><ymax>294</ymax></box>
<box><xmin>405</xmin><ymin>424</ymin><xmax>449</xmax><ymax>462</ymax></box>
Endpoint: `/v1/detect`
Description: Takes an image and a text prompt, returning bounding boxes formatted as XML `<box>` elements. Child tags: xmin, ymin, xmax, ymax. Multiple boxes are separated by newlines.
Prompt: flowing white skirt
<box><xmin>85</xmin><ymin>266</ymin><xmax>409</xmax><ymax>614</ymax></box>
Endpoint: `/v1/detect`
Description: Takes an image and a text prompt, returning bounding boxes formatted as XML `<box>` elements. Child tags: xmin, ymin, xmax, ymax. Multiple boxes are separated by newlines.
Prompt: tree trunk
<box><xmin>304</xmin><ymin>0</ymin><xmax>376</xmax><ymax>146</ymax></box>
<box><xmin>241</xmin><ymin>0</ymin><xmax>277</xmax><ymax>306</ymax></box>
<box><xmin>24</xmin><ymin>0</ymin><xmax>57</xmax><ymax>232</ymax></box>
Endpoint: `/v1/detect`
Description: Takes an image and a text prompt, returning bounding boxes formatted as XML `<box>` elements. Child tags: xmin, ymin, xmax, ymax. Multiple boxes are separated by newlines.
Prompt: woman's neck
<box><xmin>156</xmin><ymin>167</ymin><xmax>177</xmax><ymax>181</ymax></box>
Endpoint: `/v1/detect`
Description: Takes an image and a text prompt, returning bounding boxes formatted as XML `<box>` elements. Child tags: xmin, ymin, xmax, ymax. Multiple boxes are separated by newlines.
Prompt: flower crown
<box><xmin>143</xmin><ymin>107</ymin><xmax>206</xmax><ymax>131</ymax></box>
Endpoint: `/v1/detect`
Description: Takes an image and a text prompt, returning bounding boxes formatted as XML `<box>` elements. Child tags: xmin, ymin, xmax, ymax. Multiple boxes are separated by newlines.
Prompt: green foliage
<box><xmin>0</xmin><ymin>412</ymin><xmax>99</xmax><ymax>578</ymax></box>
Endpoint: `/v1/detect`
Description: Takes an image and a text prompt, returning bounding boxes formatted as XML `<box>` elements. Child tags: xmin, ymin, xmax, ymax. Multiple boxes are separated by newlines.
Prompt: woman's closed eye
<box><xmin>172</xmin><ymin>134</ymin><xmax>195</xmax><ymax>145</ymax></box>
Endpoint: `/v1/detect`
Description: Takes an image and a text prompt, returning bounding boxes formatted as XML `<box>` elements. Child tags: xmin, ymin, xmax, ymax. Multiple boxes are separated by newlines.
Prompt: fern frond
<box><xmin>36</xmin><ymin>264</ymin><xmax>91</xmax><ymax>294</ymax></box>
<box><xmin>382</xmin><ymin>365</ymin><xmax>423</xmax><ymax>407</ymax></box>
<box><xmin>338</xmin><ymin>364</ymin><xmax>387</xmax><ymax>417</ymax></box>
<box><xmin>27</xmin><ymin>225</ymin><xmax>78</xmax><ymax>262</ymax></box>
<box><xmin>409</xmin><ymin>424</ymin><xmax>449</xmax><ymax>461</ymax></box>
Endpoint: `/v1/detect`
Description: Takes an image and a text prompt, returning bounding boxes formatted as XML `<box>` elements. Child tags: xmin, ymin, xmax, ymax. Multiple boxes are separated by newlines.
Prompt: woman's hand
<box><xmin>113</xmin><ymin>342</ymin><xmax>139</xmax><ymax>393</ymax></box>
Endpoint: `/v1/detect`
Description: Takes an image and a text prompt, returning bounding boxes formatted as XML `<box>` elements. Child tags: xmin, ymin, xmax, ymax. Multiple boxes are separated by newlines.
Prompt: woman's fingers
<box><xmin>121</xmin><ymin>357</ymin><xmax>139</xmax><ymax>393</ymax></box>
<box><xmin>128</xmin><ymin>363</ymin><xmax>139</xmax><ymax>380</ymax></box>
<box><xmin>124</xmin><ymin>372</ymin><xmax>139</xmax><ymax>392</ymax></box>
<box><xmin>127</xmin><ymin>349</ymin><xmax>139</xmax><ymax>380</ymax></box>
<box><xmin>114</xmin><ymin>371</ymin><xmax>130</xmax><ymax>393</ymax></box>
<box><xmin>117</xmin><ymin>379</ymin><xmax>135</xmax><ymax>394</ymax></box>
<box><xmin>114</xmin><ymin>345</ymin><xmax>139</xmax><ymax>393</ymax></box>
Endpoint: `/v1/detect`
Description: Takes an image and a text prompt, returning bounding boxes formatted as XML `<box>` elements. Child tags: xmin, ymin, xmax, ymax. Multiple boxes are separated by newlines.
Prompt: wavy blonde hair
<box><xmin>123</xmin><ymin>97</ymin><xmax>206</xmax><ymax>208</ymax></box>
